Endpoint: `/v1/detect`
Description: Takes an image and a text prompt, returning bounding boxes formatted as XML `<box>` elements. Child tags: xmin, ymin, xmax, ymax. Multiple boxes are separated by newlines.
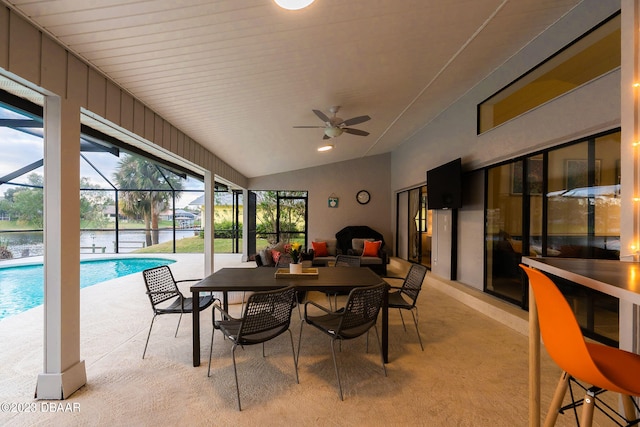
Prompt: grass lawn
<box><xmin>132</xmin><ymin>237</ymin><xmax>271</xmax><ymax>254</ymax></box>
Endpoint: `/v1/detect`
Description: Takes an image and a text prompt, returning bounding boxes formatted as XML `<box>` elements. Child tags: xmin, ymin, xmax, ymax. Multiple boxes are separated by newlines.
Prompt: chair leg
<box><xmin>622</xmin><ymin>394</ymin><xmax>639</xmax><ymax>424</ymax></box>
<box><xmin>330</xmin><ymin>338</ymin><xmax>344</xmax><ymax>401</ymax></box>
<box><xmin>544</xmin><ymin>371</ymin><xmax>570</xmax><ymax>427</ymax></box>
<box><xmin>295</xmin><ymin>293</ymin><xmax>302</xmax><ymax>319</ymax></box>
<box><xmin>372</xmin><ymin>325</ymin><xmax>387</xmax><ymax>377</ymax></box>
<box><xmin>297</xmin><ymin>320</ymin><xmax>305</xmax><ymax>364</ymax></box>
<box><xmin>231</xmin><ymin>344</ymin><xmax>242</xmax><ymax>411</ymax></box>
<box><xmin>579</xmin><ymin>387</ymin><xmax>597</xmax><ymax>427</ymax></box>
<box><xmin>410</xmin><ymin>309</ymin><xmax>424</xmax><ymax>351</ymax></box>
<box><xmin>207</xmin><ymin>326</ymin><xmax>216</xmax><ymax>377</ymax></box>
<box><xmin>326</xmin><ymin>293</ymin><xmax>334</xmax><ymax>311</ymax></box>
<box><xmin>287</xmin><ymin>329</ymin><xmax>299</xmax><ymax>384</ymax></box>
<box><xmin>142</xmin><ymin>314</ymin><xmax>157</xmax><ymax>359</ymax></box>
<box><xmin>398</xmin><ymin>309</ymin><xmax>407</xmax><ymax>331</ymax></box>
<box><xmin>174</xmin><ymin>312</ymin><xmax>183</xmax><ymax>337</ymax></box>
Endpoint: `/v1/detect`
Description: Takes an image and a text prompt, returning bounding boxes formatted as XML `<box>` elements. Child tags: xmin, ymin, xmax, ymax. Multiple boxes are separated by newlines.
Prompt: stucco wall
<box><xmin>391</xmin><ymin>0</ymin><xmax>621</xmax><ymax>287</ymax></box>
<box><xmin>249</xmin><ymin>153</ymin><xmax>392</xmax><ymax>249</ymax></box>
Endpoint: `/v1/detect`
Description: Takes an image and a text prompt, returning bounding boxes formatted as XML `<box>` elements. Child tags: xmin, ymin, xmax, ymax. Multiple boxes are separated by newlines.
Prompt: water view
<box><xmin>0</xmin><ymin>229</ymin><xmax>200</xmax><ymax>258</ymax></box>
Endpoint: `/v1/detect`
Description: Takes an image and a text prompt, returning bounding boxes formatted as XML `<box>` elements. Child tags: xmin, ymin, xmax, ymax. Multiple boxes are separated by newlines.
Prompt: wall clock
<box><xmin>356</xmin><ymin>190</ymin><xmax>370</xmax><ymax>205</ymax></box>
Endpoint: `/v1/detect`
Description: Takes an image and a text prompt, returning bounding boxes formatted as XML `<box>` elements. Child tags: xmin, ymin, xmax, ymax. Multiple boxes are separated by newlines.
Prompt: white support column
<box><xmin>203</xmin><ymin>170</ymin><xmax>215</xmax><ymax>276</ymax></box>
<box><xmin>242</xmin><ymin>188</ymin><xmax>249</xmax><ymax>262</ymax></box>
<box><xmin>36</xmin><ymin>95</ymin><xmax>86</xmax><ymax>399</ymax></box>
<box><xmin>620</xmin><ymin>0</ymin><xmax>640</xmax><ymax>355</ymax></box>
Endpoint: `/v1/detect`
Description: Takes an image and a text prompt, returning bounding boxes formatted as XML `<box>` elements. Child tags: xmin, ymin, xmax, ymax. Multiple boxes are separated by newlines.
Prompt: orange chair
<box><xmin>520</xmin><ymin>265</ymin><xmax>640</xmax><ymax>427</ymax></box>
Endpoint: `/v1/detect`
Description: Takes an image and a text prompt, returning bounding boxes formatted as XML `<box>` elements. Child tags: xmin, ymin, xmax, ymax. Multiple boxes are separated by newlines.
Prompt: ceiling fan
<box><xmin>293</xmin><ymin>106</ymin><xmax>371</xmax><ymax>139</ymax></box>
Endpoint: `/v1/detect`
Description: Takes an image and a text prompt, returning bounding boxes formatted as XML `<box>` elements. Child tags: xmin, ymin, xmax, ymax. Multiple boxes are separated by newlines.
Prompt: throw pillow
<box><xmin>362</xmin><ymin>240</ymin><xmax>382</xmax><ymax>257</ymax></box>
<box><xmin>315</xmin><ymin>238</ymin><xmax>337</xmax><ymax>256</ymax></box>
<box><xmin>312</xmin><ymin>240</ymin><xmax>329</xmax><ymax>257</ymax></box>
<box><xmin>271</xmin><ymin>241</ymin><xmax>286</xmax><ymax>253</ymax></box>
<box><xmin>258</xmin><ymin>249</ymin><xmax>272</xmax><ymax>266</ymax></box>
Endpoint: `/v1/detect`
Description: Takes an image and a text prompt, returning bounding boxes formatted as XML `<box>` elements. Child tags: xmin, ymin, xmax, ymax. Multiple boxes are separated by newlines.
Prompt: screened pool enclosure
<box><xmin>0</xmin><ymin>89</ymin><xmax>242</xmax><ymax>259</ymax></box>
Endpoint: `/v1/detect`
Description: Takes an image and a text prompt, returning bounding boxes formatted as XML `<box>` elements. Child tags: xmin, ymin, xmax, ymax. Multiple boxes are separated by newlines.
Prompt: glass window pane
<box><xmin>593</xmin><ymin>132</ymin><xmax>621</xmax><ymax>258</ymax></box>
<box><xmin>528</xmin><ymin>155</ymin><xmax>544</xmax><ymax>257</ymax></box>
<box><xmin>485</xmin><ymin>162</ymin><xmax>524</xmax><ymax>304</ymax></box>
<box><xmin>547</xmin><ymin>141</ymin><xmax>589</xmax><ymax>256</ymax></box>
<box><xmin>479</xmin><ymin>14</ymin><xmax>620</xmax><ymax>133</ymax></box>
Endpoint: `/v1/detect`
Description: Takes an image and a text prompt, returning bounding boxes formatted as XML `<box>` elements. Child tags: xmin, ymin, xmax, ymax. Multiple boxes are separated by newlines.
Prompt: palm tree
<box><xmin>113</xmin><ymin>155</ymin><xmax>183</xmax><ymax>247</ymax></box>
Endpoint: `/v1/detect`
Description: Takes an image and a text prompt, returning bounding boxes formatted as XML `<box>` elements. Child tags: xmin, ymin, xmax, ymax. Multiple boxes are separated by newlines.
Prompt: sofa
<box><xmin>253</xmin><ymin>241</ymin><xmax>312</xmax><ymax>268</ymax></box>
<box><xmin>308</xmin><ymin>238</ymin><xmax>341</xmax><ymax>267</ymax></box>
<box><xmin>310</xmin><ymin>226</ymin><xmax>389</xmax><ymax>275</ymax></box>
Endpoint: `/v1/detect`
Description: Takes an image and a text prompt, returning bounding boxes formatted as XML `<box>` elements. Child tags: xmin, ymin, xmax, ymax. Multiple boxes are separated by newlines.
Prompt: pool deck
<box><xmin>0</xmin><ymin>254</ymin><xmax>598</xmax><ymax>426</ymax></box>
<box><xmin>0</xmin><ymin>254</ymin><xmax>251</xmax><ymax>410</ymax></box>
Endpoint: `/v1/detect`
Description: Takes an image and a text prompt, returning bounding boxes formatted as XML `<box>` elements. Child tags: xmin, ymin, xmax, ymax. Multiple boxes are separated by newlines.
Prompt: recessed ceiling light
<box><xmin>273</xmin><ymin>0</ymin><xmax>315</xmax><ymax>10</ymax></box>
<box><xmin>317</xmin><ymin>144</ymin><xmax>334</xmax><ymax>152</ymax></box>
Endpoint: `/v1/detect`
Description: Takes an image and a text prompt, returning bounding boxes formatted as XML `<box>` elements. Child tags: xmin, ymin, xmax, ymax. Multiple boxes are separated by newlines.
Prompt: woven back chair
<box><xmin>386</xmin><ymin>263</ymin><xmax>428</xmax><ymax>350</ymax></box>
<box><xmin>298</xmin><ymin>283</ymin><xmax>387</xmax><ymax>400</ymax></box>
<box><xmin>326</xmin><ymin>255</ymin><xmax>362</xmax><ymax>309</ymax></box>
<box><xmin>208</xmin><ymin>286</ymin><xmax>298</xmax><ymax>411</ymax></box>
<box><xmin>142</xmin><ymin>265</ymin><xmax>215</xmax><ymax>359</ymax></box>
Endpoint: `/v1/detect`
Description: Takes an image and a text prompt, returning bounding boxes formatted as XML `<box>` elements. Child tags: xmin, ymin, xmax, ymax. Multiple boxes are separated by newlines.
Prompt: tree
<box><xmin>255</xmin><ymin>191</ymin><xmax>306</xmax><ymax>245</ymax></box>
<box><xmin>80</xmin><ymin>178</ymin><xmax>113</xmax><ymax>228</ymax></box>
<box><xmin>7</xmin><ymin>174</ymin><xmax>43</xmax><ymax>227</ymax></box>
<box><xmin>112</xmin><ymin>155</ymin><xmax>183</xmax><ymax>246</ymax></box>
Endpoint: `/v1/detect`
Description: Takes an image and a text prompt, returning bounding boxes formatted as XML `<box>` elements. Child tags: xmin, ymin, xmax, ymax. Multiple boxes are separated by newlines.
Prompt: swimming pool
<box><xmin>0</xmin><ymin>258</ymin><xmax>176</xmax><ymax>320</ymax></box>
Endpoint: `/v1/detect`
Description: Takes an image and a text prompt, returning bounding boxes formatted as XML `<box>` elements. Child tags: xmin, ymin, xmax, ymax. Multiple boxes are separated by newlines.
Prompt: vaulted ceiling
<box><xmin>3</xmin><ymin>0</ymin><xmax>582</xmax><ymax>178</ymax></box>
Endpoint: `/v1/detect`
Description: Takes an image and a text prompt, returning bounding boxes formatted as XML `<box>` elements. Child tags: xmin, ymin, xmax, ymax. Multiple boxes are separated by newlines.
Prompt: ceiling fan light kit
<box><xmin>293</xmin><ymin>106</ymin><xmax>371</xmax><ymax>141</ymax></box>
<box><xmin>273</xmin><ymin>0</ymin><xmax>315</xmax><ymax>10</ymax></box>
<box><xmin>324</xmin><ymin>127</ymin><xmax>343</xmax><ymax>138</ymax></box>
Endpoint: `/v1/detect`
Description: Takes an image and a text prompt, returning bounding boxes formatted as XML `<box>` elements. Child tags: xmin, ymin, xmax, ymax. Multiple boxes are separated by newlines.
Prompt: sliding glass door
<box><xmin>484</xmin><ymin>130</ymin><xmax>621</xmax><ymax>345</ymax></box>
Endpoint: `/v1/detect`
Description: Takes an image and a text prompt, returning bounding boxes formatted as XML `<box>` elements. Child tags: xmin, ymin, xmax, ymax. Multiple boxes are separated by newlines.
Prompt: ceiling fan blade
<box><xmin>293</xmin><ymin>125</ymin><xmax>324</xmax><ymax>128</ymax></box>
<box><xmin>312</xmin><ymin>109</ymin><xmax>331</xmax><ymax>124</ymax></box>
<box><xmin>343</xmin><ymin>128</ymin><xmax>370</xmax><ymax>137</ymax></box>
<box><xmin>339</xmin><ymin>115</ymin><xmax>371</xmax><ymax>127</ymax></box>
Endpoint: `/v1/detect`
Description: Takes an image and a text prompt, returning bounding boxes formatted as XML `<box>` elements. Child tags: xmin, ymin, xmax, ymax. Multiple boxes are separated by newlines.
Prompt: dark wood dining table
<box><xmin>190</xmin><ymin>266</ymin><xmax>388</xmax><ymax>367</ymax></box>
<box><xmin>521</xmin><ymin>256</ymin><xmax>640</xmax><ymax>427</ymax></box>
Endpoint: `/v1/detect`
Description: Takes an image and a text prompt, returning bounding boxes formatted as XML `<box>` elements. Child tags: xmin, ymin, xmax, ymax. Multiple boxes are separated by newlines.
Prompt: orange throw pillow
<box><xmin>312</xmin><ymin>241</ymin><xmax>329</xmax><ymax>257</ymax></box>
<box><xmin>362</xmin><ymin>240</ymin><xmax>382</xmax><ymax>257</ymax></box>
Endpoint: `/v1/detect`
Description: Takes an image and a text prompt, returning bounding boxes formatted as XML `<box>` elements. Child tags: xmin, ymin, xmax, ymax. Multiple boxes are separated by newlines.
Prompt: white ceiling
<box><xmin>3</xmin><ymin>0</ymin><xmax>582</xmax><ymax>178</ymax></box>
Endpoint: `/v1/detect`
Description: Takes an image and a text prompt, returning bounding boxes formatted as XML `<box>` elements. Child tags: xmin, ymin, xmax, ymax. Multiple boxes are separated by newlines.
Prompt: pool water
<box><xmin>0</xmin><ymin>258</ymin><xmax>175</xmax><ymax>320</ymax></box>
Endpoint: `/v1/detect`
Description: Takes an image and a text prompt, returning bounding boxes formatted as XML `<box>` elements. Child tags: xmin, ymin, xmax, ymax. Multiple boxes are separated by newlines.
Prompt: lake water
<box><xmin>0</xmin><ymin>229</ymin><xmax>199</xmax><ymax>258</ymax></box>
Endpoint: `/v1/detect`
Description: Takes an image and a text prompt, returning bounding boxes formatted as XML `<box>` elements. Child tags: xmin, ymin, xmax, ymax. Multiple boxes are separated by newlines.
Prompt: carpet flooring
<box><xmin>0</xmin><ymin>254</ymin><xmax>625</xmax><ymax>426</ymax></box>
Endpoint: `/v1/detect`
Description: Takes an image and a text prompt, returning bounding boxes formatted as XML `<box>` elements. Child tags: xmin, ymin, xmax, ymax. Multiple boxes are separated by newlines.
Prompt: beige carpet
<box><xmin>0</xmin><ymin>254</ymin><xmax>623</xmax><ymax>426</ymax></box>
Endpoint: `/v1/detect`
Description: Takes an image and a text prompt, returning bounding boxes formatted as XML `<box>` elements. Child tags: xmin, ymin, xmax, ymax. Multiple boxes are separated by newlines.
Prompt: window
<box><xmin>484</xmin><ymin>130</ymin><xmax>621</xmax><ymax>345</ymax></box>
<box><xmin>478</xmin><ymin>13</ymin><xmax>620</xmax><ymax>133</ymax></box>
<box><xmin>250</xmin><ymin>190</ymin><xmax>308</xmax><ymax>251</ymax></box>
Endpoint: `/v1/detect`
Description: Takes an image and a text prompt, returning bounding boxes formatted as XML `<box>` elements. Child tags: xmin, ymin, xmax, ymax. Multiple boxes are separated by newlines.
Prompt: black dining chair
<box><xmin>208</xmin><ymin>286</ymin><xmax>298</xmax><ymax>411</ymax></box>
<box><xmin>298</xmin><ymin>282</ymin><xmax>387</xmax><ymax>400</ymax></box>
<box><xmin>385</xmin><ymin>263</ymin><xmax>428</xmax><ymax>350</ymax></box>
<box><xmin>325</xmin><ymin>254</ymin><xmax>362</xmax><ymax>309</ymax></box>
<box><xmin>142</xmin><ymin>265</ymin><xmax>217</xmax><ymax>359</ymax></box>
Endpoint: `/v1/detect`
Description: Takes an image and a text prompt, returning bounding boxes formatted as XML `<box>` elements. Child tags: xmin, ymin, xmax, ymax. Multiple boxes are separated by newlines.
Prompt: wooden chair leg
<box><xmin>621</xmin><ymin>394</ymin><xmax>638</xmax><ymax>423</ymax></box>
<box><xmin>579</xmin><ymin>388</ymin><xmax>597</xmax><ymax>427</ymax></box>
<box><xmin>544</xmin><ymin>371</ymin><xmax>570</xmax><ymax>427</ymax></box>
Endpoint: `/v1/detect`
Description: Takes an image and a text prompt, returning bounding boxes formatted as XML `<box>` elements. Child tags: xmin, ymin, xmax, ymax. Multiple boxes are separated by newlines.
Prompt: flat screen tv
<box><xmin>426</xmin><ymin>158</ymin><xmax>462</xmax><ymax>210</ymax></box>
